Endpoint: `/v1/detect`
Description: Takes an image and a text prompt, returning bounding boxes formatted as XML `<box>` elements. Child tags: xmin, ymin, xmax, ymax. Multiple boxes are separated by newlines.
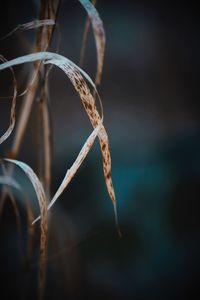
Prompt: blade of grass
<box><xmin>79</xmin><ymin>0</ymin><xmax>105</xmax><ymax>85</ymax></box>
<box><xmin>13</xmin><ymin>1</ymin><xmax>60</xmax><ymax>202</ymax></box>
<box><xmin>0</xmin><ymin>52</ymin><xmax>120</xmax><ymax>235</ymax></box>
<box><xmin>0</xmin><ymin>19</ymin><xmax>55</xmax><ymax>41</ymax></box>
<box><xmin>33</xmin><ymin>121</ymin><xmax>102</xmax><ymax>223</ymax></box>
<box><xmin>80</xmin><ymin>0</ymin><xmax>97</xmax><ymax>67</ymax></box>
<box><xmin>0</xmin><ymin>55</ymin><xmax>17</xmax><ymax>145</ymax></box>
<box><xmin>4</xmin><ymin>159</ymin><xmax>48</xmax><ymax>300</ymax></box>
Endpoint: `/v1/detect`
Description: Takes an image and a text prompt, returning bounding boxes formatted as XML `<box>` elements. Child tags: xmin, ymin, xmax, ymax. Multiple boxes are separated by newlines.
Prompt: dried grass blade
<box><xmin>0</xmin><ymin>55</ymin><xmax>17</xmax><ymax>145</ymax></box>
<box><xmin>79</xmin><ymin>0</ymin><xmax>105</xmax><ymax>85</ymax></box>
<box><xmin>0</xmin><ymin>52</ymin><xmax>120</xmax><ymax>234</ymax></box>
<box><xmin>9</xmin><ymin>1</ymin><xmax>60</xmax><ymax>208</ymax></box>
<box><xmin>46</xmin><ymin>56</ymin><xmax>120</xmax><ymax>235</ymax></box>
<box><xmin>4</xmin><ymin>159</ymin><xmax>48</xmax><ymax>298</ymax></box>
<box><xmin>33</xmin><ymin>122</ymin><xmax>102</xmax><ymax>224</ymax></box>
<box><xmin>0</xmin><ymin>52</ymin><xmax>95</xmax><ymax>89</ymax></box>
<box><xmin>0</xmin><ymin>19</ymin><xmax>55</xmax><ymax>40</ymax></box>
<box><xmin>21</xmin><ymin>19</ymin><xmax>55</xmax><ymax>30</ymax></box>
<box><xmin>80</xmin><ymin>0</ymin><xmax>97</xmax><ymax>67</ymax></box>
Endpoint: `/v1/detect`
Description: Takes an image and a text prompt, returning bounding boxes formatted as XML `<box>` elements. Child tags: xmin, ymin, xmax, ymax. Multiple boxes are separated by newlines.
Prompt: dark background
<box><xmin>0</xmin><ymin>0</ymin><xmax>200</xmax><ymax>299</ymax></box>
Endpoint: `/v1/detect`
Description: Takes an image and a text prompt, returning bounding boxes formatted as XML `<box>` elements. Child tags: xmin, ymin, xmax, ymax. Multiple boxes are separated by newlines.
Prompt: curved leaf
<box><xmin>4</xmin><ymin>159</ymin><xmax>48</xmax><ymax>293</ymax></box>
<box><xmin>33</xmin><ymin>122</ymin><xmax>102</xmax><ymax>224</ymax></box>
<box><xmin>0</xmin><ymin>55</ymin><xmax>17</xmax><ymax>145</ymax></box>
<box><xmin>0</xmin><ymin>19</ymin><xmax>55</xmax><ymax>40</ymax></box>
<box><xmin>79</xmin><ymin>0</ymin><xmax>105</xmax><ymax>85</ymax></box>
<box><xmin>0</xmin><ymin>52</ymin><xmax>119</xmax><ymax>232</ymax></box>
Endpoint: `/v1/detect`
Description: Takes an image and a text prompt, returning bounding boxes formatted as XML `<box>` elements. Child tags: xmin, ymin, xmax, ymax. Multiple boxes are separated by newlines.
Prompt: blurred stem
<box><xmin>7</xmin><ymin>1</ymin><xmax>61</xmax><ymax>300</ymax></box>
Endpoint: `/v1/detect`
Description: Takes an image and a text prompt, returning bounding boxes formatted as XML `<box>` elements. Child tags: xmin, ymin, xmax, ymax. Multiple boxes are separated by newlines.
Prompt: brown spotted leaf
<box><xmin>0</xmin><ymin>52</ymin><xmax>120</xmax><ymax>234</ymax></box>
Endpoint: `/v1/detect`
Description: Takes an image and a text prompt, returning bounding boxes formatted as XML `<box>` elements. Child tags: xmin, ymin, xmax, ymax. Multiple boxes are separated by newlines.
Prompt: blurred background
<box><xmin>0</xmin><ymin>0</ymin><xmax>200</xmax><ymax>299</ymax></box>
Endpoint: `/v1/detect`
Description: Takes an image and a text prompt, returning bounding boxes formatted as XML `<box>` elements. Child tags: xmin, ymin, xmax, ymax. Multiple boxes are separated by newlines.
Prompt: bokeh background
<box><xmin>0</xmin><ymin>0</ymin><xmax>200</xmax><ymax>299</ymax></box>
